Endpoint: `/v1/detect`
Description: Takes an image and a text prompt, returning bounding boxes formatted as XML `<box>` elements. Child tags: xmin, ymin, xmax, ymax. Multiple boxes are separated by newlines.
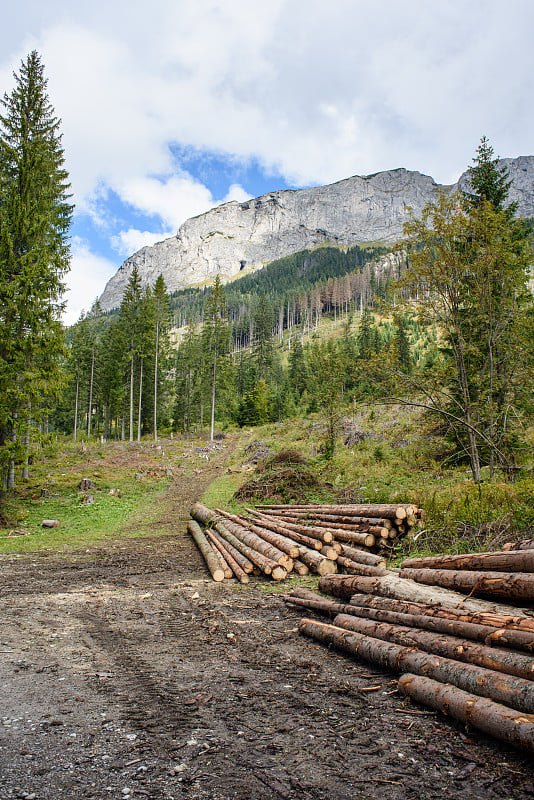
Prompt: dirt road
<box><xmin>1</xmin><ymin>445</ymin><xmax>534</xmax><ymax>799</ymax></box>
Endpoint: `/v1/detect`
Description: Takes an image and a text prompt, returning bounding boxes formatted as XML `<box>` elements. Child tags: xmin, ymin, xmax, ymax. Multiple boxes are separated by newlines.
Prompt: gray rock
<box><xmin>98</xmin><ymin>157</ymin><xmax>534</xmax><ymax>311</ymax></box>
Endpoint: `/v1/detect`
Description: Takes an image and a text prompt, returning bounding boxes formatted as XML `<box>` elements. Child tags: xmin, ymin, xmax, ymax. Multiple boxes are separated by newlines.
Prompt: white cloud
<box><xmin>64</xmin><ymin>238</ymin><xmax>117</xmax><ymax>325</ymax></box>
<box><xmin>118</xmin><ymin>174</ymin><xmax>215</xmax><ymax>231</ymax></box>
<box><xmin>110</xmin><ymin>228</ymin><xmax>174</xmax><ymax>258</ymax></box>
<box><xmin>1</xmin><ymin>0</ymin><xmax>534</xmax><ymax>322</ymax></box>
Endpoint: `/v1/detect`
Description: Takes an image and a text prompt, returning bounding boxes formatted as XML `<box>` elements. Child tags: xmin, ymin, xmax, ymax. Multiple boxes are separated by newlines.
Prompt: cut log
<box><xmin>333</xmin><ymin>557</ymin><xmax>388</xmax><ymax>578</ymax></box>
<box><xmin>255</xmin><ymin>503</ymin><xmax>414</xmax><ymax>520</ymax></box>
<box><xmin>212</xmin><ymin>524</ymin><xmax>276</xmax><ymax>576</ymax></box>
<box><xmin>213</xmin><ymin>510</ymin><xmax>290</xmax><ymax>567</ymax></box>
<box><xmin>400</xmin><ymin>567</ymin><xmax>534</xmax><ymax>602</ymax></box>
<box><xmin>398</xmin><ymin>674</ymin><xmax>534</xmax><ymax>755</ymax></box>
<box><xmin>348</xmin><ymin>592</ymin><xmax>534</xmax><ymax>642</ymax></box>
<box><xmin>216</xmin><ymin>508</ymin><xmax>299</xmax><ymax>558</ymax></box>
<box><xmin>208</xmin><ymin>528</ymin><xmax>254</xmax><ymax>574</ymax></box>
<box><xmin>204</xmin><ymin>528</ymin><xmax>233</xmax><ymax>579</ymax></box>
<box><xmin>206</xmin><ymin>530</ymin><xmax>250</xmax><ymax>584</ymax></box>
<box><xmin>246</xmin><ymin>511</ymin><xmax>326</xmax><ymax>549</ymax></box>
<box><xmin>42</xmin><ymin>519</ymin><xmax>59</xmax><ymax>528</ymax></box>
<box><xmin>320</xmin><ymin>545</ymin><xmax>340</xmax><ymax>561</ymax></box>
<box><xmin>318</xmin><ymin>573</ymin><xmax>526</xmax><ymax>615</ymax></box>
<box><xmin>187</xmin><ymin>520</ymin><xmax>224</xmax><ymax>582</ymax></box>
<box><xmin>401</xmin><ymin>550</ymin><xmax>534</xmax><ymax>573</ymax></box>
<box><xmin>335</xmin><ymin>603</ymin><xmax>534</xmax><ymax>653</ymax></box>
<box><xmin>297</xmin><ymin>546</ymin><xmax>337</xmax><ymax>576</ymax></box>
<box><xmin>291</xmin><ymin>559</ymin><xmax>310</xmax><ymax>576</ymax></box>
<box><xmin>261</xmin><ymin>511</ymin><xmax>392</xmax><ymax>534</ymax></box>
<box><xmin>258</xmin><ymin>518</ymin><xmax>335</xmax><ymax>544</ymax></box>
<box><xmin>284</xmin><ymin>592</ymin><xmax>358</xmax><ymax>617</ymax></box>
<box><xmin>325</xmin><ymin>529</ymin><xmax>376</xmax><ymax>548</ymax></box>
<box><xmin>299</xmin><ymin>619</ymin><xmax>534</xmax><ymax>715</ymax></box>
<box><xmin>332</xmin><ymin>613</ymin><xmax>534</xmax><ymax>681</ymax></box>
<box><xmin>190</xmin><ymin>501</ymin><xmax>219</xmax><ymax>526</ymax></box>
<box><xmin>233</xmin><ymin>514</ymin><xmax>300</xmax><ymax>558</ymax></box>
<box><xmin>503</xmin><ymin>538</ymin><xmax>534</xmax><ymax>552</ymax></box>
<box><xmin>338</xmin><ymin>544</ymin><xmax>386</xmax><ymax>568</ymax></box>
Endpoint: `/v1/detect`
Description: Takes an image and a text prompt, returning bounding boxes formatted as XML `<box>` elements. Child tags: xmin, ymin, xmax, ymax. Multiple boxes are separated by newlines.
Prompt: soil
<box><xmin>1</xmin><ymin>441</ymin><xmax>534</xmax><ymax>799</ymax></box>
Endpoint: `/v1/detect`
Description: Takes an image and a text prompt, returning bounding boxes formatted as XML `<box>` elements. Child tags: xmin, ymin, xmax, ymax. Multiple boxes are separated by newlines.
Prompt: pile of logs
<box><xmin>285</xmin><ymin>562</ymin><xmax>534</xmax><ymax>755</ymax></box>
<box><xmin>399</xmin><ymin>549</ymin><xmax>534</xmax><ymax>603</ymax></box>
<box><xmin>188</xmin><ymin>501</ymin><xmax>392</xmax><ymax>583</ymax></box>
<box><xmin>253</xmin><ymin>502</ymin><xmax>423</xmax><ymax>554</ymax></box>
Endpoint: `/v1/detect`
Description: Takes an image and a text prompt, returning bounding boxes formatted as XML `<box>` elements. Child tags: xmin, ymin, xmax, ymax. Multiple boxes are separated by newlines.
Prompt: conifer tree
<box><xmin>0</xmin><ymin>51</ymin><xmax>72</xmax><ymax>494</ymax></box>
<box><xmin>202</xmin><ymin>276</ymin><xmax>230</xmax><ymax>440</ymax></box>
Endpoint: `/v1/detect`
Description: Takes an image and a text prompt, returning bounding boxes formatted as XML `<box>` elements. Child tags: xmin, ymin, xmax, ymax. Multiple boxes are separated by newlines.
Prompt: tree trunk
<box><xmin>187</xmin><ymin>520</ymin><xmax>224</xmax><ymax>581</ymax></box>
<box><xmin>129</xmin><ymin>353</ymin><xmax>134</xmax><ymax>442</ymax></box>
<box><xmin>298</xmin><ymin>619</ymin><xmax>534</xmax><ymax>717</ymax></box>
<box><xmin>400</xmin><ymin>567</ymin><xmax>534</xmax><ymax>602</ymax></box>
<box><xmin>317</xmin><ymin>573</ymin><xmax>524</xmax><ymax>615</ymax></box>
<box><xmin>154</xmin><ymin>317</ymin><xmax>159</xmax><ymax>441</ymax></box>
<box><xmin>206</xmin><ymin>529</ymin><xmax>249</xmax><ymax>584</ymax></box>
<box><xmin>207</xmin><ymin>527</ymin><xmax>254</xmax><ymax>574</ymax></box>
<box><xmin>137</xmin><ymin>356</ymin><xmax>143</xmax><ymax>442</ymax></box>
<box><xmin>87</xmin><ymin>346</ymin><xmax>94</xmax><ymax>437</ymax></box>
<box><xmin>347</xmin><ymin>592</ymin><xmax>534</xmax><ymax>637</ymax></box>
<box><xmin>210</xmin><ymin>349</ymin><xmax>217</xmax><ymax>441</ymax></box>
<box><xmin>401</xmin><ymin>550</ymin><xmax>534</xmax><ymax>573</ymax></box>
<box><xmin>332</xmin><ymin>613</ymin><xmax>534</xmax><ymax>681</ymax></box>
<box><xmin>73</xmin><ymin>371</ymin><xmax>79</xmax><ymax>442</ymax></box>
<box><xmin>398</xmin><ymin>674</ymin><xmax>534</xmax><ymax>754</ymax></box>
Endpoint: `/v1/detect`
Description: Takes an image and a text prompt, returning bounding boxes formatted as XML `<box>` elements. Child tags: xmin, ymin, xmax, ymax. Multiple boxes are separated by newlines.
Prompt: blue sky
<box><xmin>2</xmin><ymin>0</ymin><xmax>534</xmax><ymax>323</ymax></box>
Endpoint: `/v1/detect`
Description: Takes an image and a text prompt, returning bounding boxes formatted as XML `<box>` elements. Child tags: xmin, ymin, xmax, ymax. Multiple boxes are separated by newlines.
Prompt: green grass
<box><xmin>0</xmin><ymin>436</ymin><xmax>177</xmax><ymax>554</ymax></box>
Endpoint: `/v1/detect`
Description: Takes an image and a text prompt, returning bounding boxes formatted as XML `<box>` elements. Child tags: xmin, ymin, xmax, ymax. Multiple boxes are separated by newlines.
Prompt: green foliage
<box><xmin>0</xmin><ymin>51</ymin><xmax>73</xmax><ymax>498</ymax></box>
<box><xmin>399</xmin><ymin>164</ymin><xmax>533</xmax><ymax>481</ymax></box>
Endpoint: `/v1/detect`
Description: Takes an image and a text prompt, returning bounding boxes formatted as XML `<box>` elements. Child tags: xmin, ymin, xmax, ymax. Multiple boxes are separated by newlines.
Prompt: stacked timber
<box><xmin>399</xmin><ymin>549</ymin><xmax>534</xmax><ymax>603</ymax></box>
<box><xmin>188</xmin><ymin>501</ymin><xmax>392</xmax><ymax>583</ymax></box>
<box><xmin>254</xmin><ymin>502</ymin><xmax>423</xmax><ymax>553</ymax></box>
<box><xmin>285</xmin><ymin>567</ymin><xmax>534</xmax><ymax>755</ymax></box>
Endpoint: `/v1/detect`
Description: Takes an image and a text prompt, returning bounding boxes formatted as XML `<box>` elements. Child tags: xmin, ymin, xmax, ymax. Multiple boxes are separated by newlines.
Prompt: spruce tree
<box><xmin>202</xmin><ymin>276</ymin><xmax>230</xmax><ymax>440</ymax></box>
<box><xmin>0</xmin><ymin>51</ymin><xmax>73</xmax><ymax>494</ymax></box>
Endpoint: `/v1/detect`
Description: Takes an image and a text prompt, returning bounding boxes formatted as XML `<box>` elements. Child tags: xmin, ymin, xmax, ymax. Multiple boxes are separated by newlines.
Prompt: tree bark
<box><xmin>203</xmin><ymin>529</ymin><xmax>233</xmax><ymax>578</ymax></box>
<box><xmin>299</xmin><ymin>619</ymin><xmax>534</xmax><ymax>716</ymax></box>
<box><xmin>398</xmin><ymin>674</ymin><xmax>534</xmax><ymax>754</ymax></box>
<box><xmin>187</xmin><ymin>520</ymin><xmax>224</xmax><ymax>581</ymax></box>
<box><xmin>347</xmin><ymin>592</ymin><xmax>534</xmax><ymax>639</ymax></box>
<box><xmin>216</xmin><ymin>510</ymin><xmax>300</xmax><ymax>558</ymax></box>
<box><xmin>401</xmin><ymin>550</ymin><xmax>534</xmax><ymax>573</ymax></box>
<box><xmin>207</xmin><ymin>528</ymin><xmax>254</xmax><ymax>574</ymax></box>
<box><xmin>137</xmin><ymin>355</ymin><xmax>143</xmax><ymax>442</ymax></box>
<box><xmin>339</xmin><ymin>544</ymin><xmax>386</xmax><ymax>568</ymax></box>
<box><xmin>318</xmin><ymin>573</ymin><xmax>524</xmax><ymax>615</ymax></box>
<box><xmin>400</xmin><ymin>567</ymin><xmax>534</xmax><ymax>602</ymax></box>
<box><xmin>332</xmin><ymin>613</ymin><xmax>534</xmax><ymax>681</ymax></box>
<box><xmin>206</xmin><ymin>529</ymin><xmax>249</xmax><ymax>583</ymax></box>
<box><xmin>154</xmin><ymin>317</ymin><xmax>159</xmax><ymax>442</ymax></box>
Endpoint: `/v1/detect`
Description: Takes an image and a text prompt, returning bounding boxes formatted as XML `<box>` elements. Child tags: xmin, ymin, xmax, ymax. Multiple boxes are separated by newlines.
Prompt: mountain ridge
<box><xmin>97</xmin><ymin>157</ymin><xmax>534</xmax><ymax>311</ymax></box>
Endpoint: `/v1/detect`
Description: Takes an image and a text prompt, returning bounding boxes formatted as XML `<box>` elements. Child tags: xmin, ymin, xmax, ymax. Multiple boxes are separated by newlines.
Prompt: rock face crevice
<box><xmin>98</xmin><ymin>157</ymin><xmax>534</xmax><ymax>311</ymax></box>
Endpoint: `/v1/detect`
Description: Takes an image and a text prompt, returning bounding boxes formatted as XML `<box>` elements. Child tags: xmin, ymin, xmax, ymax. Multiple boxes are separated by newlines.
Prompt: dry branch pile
<box><xmin>187</xmin><ymin>501</ymin><xmax>409</xmax><ymax>583</ymax></box>
<box><xmin>284</xmin><ymin>559</ymin><xmax>534</xmax><ymax>755</ymax></box>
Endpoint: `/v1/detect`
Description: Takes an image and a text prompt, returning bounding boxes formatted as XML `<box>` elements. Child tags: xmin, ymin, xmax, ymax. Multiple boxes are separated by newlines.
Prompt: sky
<box><xmin>1</xmin><ymin>0</ymin><xmax>533</xmax><ymax>324</ymax></box>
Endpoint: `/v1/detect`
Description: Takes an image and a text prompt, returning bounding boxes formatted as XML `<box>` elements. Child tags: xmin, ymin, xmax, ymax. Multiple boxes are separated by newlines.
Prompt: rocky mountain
<box><xmin>98</xmin><ymin>156</ymin><xmax>534</xmax><ymax>311</ymax></box>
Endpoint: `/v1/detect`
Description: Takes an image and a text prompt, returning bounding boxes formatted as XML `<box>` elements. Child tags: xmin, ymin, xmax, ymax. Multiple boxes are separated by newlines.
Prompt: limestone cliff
<box><xmin>98</xmin><ymin>157</ymin><xmax>534</xmax><ymax>311</ymax></box>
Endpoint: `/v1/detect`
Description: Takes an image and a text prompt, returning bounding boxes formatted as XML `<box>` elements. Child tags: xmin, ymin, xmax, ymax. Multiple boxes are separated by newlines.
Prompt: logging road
<box><xmin>0</xmin><ymin>442</ymin><xmax>533</xmax><ymax>799</ymax></box>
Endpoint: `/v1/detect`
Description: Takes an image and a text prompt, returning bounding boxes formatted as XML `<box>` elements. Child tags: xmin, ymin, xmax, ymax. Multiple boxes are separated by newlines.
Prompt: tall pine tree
<box><xmin>0</xmin><ymin>51</ymin><xmax>72</xmax><ymax>495</ymax></box>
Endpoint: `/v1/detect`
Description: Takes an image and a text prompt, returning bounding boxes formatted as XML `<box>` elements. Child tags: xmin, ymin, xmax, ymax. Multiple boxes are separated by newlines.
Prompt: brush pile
<box><xmin>285</xmin><ymin>552</ymin><xmax>534</xmax><ymax>755</ymax></box>
<box><xmin>188</xmin><ymin>501</ymin><xmax>402</xmax><ymax>583</ymax></box>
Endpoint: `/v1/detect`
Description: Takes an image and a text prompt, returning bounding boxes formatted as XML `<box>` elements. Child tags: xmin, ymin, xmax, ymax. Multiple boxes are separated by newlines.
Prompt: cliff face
<box><xmin>98</xmin><ymin>157</ymin><xmax>534</xmax><ymax>311</ymax></box>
